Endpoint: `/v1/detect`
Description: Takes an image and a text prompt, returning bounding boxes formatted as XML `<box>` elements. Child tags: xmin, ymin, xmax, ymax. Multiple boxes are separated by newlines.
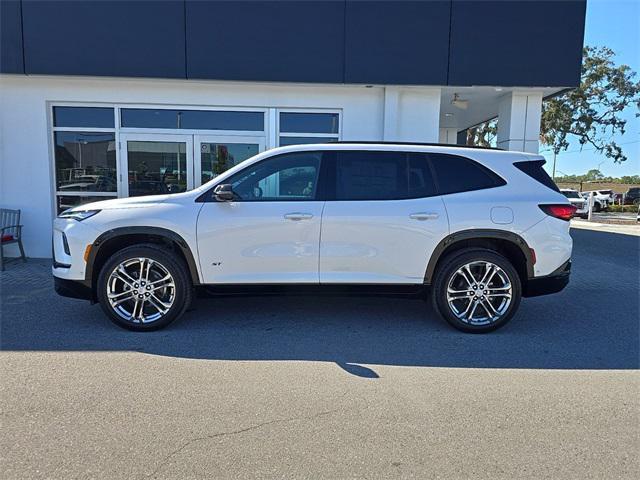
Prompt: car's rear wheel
<box><xmin>431</xmin><ymin>249</ymin><xmax>522</xmax><ymax>333</ymax></box>
<box><xmin>97</xmin><ymin>244</ymin><xmax>192</xmax><ymax>331</ymax></box>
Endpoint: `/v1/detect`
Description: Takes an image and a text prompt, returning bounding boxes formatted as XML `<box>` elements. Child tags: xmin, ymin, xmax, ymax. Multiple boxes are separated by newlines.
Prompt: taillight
<box><xmin>539</xmin><ymin>204</ymin><xmax>577</xmax><ymax>221</ymax></box>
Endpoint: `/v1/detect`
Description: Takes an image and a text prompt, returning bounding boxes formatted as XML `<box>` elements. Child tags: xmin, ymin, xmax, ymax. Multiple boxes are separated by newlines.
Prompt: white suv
<box><xmin>53</xmin><ymin>143</ymin><xmax>574</xmax><ymax>333</ymax></box>
<box><xmin>560</xmin><ymin>189</ymin><xmax>588</xmax><ymax>218</ymax></box>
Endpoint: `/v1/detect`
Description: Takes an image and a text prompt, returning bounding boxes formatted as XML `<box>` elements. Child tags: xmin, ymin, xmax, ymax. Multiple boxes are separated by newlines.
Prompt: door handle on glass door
<box><xmin>409</xmin><ymin>212</ymin><xmax>439</xmax><ymax>221</ymax></box>
<box><xmin>284</xmin><ymin>213</ymin><xmax>314</xmax><ymax>221</ymax></box>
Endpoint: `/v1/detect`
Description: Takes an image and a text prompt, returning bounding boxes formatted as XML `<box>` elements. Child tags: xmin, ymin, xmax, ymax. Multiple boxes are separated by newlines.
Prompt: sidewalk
<box><xmin>571</xmin><ymin>218</ymin><xmax>640</xmax><ymax>236</ymax></box>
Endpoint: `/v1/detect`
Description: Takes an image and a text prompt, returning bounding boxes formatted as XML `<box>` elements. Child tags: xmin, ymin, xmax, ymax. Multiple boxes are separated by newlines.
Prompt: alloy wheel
<box><xmin>446</xmin><ymin>260</ymin><xmax>513</xmax><ymax>326</ymax></box>
<box><xmin>106</xmin><ymin>257</ymin><xmax>176</xmax><ymax>323</ymax></box>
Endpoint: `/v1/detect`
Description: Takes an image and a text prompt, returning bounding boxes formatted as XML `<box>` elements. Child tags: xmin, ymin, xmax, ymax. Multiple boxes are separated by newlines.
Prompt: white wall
<box><xmin>0</xmin><ymin>75</ymin><xmax>442</xmax><ymax>257</ymax></box>
<box><xmin>497</xmin><ymin>91</ymin><xmax>543</xmax><ymax>153</ymax></box>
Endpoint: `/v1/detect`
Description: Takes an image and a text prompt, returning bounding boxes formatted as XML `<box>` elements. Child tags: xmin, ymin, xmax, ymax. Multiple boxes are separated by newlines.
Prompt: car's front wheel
<box><xmin>97</xmin><ymin>244</ymin><xmax>192</xmax><ymax>331</ymax></box>
<box><xmin>431</xmin><ymin>249</ymin><xmax>522</xmax><ymax>333</ymax></box>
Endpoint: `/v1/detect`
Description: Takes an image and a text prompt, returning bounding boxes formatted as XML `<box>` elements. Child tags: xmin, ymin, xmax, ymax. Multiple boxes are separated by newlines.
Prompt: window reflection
<box><xmin>279</xmin><ymin>112</ymin><xmax>339</xmax><ymax>134</ymax></box>
<box><xmin>56</xmin><ymin>195</ymin><xmax>115</xmax><ymax>214</ymax></box>
<box><xmin>53</xmin><ymin>107</ymin><xmax>114</xmax><ymax>128</ymax></box>
<box><xmin>126</xmin><ymin>141</ymin><xmax>187</xmax><ymax>196</ymax></box>
<box><xmin>54</xmin><ymin>132</ymin><xmax>117</xmax><ymax>193</ymax></box>
<box><xmin>200</xmin><ymin>143</ymin><xmax>259</xmax><ymax>184</ymax></box>
<box><xmin>121</xmin><ymin>109</ymin><xmax>264</xmax><ymax>131</ymax></box>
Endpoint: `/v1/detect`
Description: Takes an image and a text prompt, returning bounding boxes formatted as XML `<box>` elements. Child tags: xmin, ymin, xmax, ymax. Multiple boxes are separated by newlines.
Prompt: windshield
<box><xmin>562</xmin><ymin>191</ymin><xmax>581</xmax><ymax>199</ymax></box>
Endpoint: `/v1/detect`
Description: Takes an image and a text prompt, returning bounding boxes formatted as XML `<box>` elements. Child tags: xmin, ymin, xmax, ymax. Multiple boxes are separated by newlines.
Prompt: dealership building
<box><xmin>0</xmin><ymin>0</ymin><xmax>586</xmax><ymax>258</ymax></box>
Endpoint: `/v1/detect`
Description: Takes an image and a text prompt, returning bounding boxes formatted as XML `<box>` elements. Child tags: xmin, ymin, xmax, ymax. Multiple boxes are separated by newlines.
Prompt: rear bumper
<box><xmin>523</xmin><ymin>260</ymin><xmax>571</xmax><ymax>297</ymax></box>
<box><xmin>54</xmin><ymin>276</ymin><xmax>93</xmax><ymax>301</ymax></box>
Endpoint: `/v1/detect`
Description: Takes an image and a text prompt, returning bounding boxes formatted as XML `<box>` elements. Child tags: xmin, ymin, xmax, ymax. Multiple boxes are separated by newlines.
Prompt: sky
<box><xmin>541</xmin><ymin>0</ymin><xmax>640</xmax><ymax>178</ymax></box>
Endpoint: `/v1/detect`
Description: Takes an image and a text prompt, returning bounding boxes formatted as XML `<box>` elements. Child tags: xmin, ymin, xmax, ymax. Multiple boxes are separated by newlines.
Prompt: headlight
<box><xmin>57</xmin><ymin>209</ymin><xmax>101</xmax><ymax>221</ymax></box>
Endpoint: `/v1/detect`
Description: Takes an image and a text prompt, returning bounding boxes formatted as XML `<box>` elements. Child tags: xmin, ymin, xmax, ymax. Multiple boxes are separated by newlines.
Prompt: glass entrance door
<box><xmin>119</xmin><ymin>133</ymin><xmax>265</xmax><ymax>197</ymax></box>
<box><xmin>120</xmin><ymin>133</ymin><xmax>194</xmax><ymax>197</ymax></box>
<box><xmin>194</xmin><ymin>135</ymin><xmax>265</xmax><ymax>187</ymax></box>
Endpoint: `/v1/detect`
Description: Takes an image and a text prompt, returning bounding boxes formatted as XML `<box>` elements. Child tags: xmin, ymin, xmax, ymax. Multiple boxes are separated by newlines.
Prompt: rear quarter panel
<box><xmin>442</xmin><ymin>150</ymin><xmax>572</xmax><ymax>277</ymax></box>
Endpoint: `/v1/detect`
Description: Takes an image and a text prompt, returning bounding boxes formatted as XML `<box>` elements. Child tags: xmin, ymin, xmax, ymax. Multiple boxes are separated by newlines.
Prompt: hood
<box><xmin>69</xmin><ymin>194</ymin><xmax>171</xmax><ymax>211</ymax></box>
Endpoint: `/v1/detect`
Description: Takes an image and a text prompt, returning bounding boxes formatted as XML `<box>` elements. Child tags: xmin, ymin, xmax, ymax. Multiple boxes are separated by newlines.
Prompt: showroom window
<box><xmin>278</xmin><ymin>111</ymin><xmax>340</xmax><ymax>146</ymax></box>
<box><xmin>52</xmin><ymin>107</ymin><xmax>117</xmax><ymax>213</ymax></box>
<box><xmin>120</xmin><ymin>109</ymin><xmax>264</xmax><ymax>131</ymax></box>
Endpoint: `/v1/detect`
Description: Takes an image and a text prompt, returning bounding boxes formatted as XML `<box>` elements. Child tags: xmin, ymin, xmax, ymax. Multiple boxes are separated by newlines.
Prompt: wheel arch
<box><xmin>424</xmin><ymin>229</ymin><xmax>535</xmax><ymax>287</ymax></box>
<box><xmin>85</xmin><ymin>227</ymin><xmax>201</xmax><ymax>298</ymax></box>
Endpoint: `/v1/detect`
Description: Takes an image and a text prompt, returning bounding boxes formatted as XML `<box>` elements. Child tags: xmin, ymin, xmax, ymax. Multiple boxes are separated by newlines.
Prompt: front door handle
<box><xmin>409</xmin><ymin>212</ymin><xmax>439</xmax><ymax>221</ymax></box>
<box><xmin>284</xmin><ymin>212</ymin><xmax>314</xmax><ymax>221</ymax></box>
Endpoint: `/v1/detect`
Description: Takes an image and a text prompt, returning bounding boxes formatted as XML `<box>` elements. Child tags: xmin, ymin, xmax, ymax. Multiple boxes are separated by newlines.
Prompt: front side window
<box><xmin>226</xmin><ymin>152</ymin><xmax>322</xmax><ymax>201</ymax></box>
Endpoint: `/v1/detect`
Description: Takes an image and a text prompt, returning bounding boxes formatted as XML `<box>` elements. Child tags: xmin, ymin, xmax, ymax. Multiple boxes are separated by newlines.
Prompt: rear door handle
<box><xmin>409</xmin><ymin>212</ymin><xmax>439</xmax><ymax>221</ymax></box>
<box><xmin>284</xmin><ymin>212</ymin><xmax>314</xmax><ymax>221</ymax></box>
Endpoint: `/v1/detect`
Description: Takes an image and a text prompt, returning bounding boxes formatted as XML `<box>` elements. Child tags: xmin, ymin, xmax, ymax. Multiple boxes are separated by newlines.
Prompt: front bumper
<box><xmin>54</xmin><ymin>276</ymin><xmax>93</xmax><ymax>301</ymax></box>
<box><xmin>523</xmin><ymin>260</ymin><xmax>571</xmax><ymax>297</ymax></box>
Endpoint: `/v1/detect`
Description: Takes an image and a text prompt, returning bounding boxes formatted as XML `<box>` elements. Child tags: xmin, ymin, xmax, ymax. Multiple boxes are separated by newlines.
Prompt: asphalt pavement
<box><xmin>1</xmin><ymin>228</ymin><xmax>638</xmax><ymax>479</ymax></box>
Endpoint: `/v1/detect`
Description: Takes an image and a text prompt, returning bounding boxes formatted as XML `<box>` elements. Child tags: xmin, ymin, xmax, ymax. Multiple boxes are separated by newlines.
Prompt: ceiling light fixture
<box><xmin>451</xmin><ymin>93</ymin><xmax>469</xmax><ymax>110</ymax></box>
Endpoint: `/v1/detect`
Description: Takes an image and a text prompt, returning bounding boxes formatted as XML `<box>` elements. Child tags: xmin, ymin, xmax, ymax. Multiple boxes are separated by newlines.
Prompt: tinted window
<box><xmin>562</xmin><ymin>190</ymin><xmax>581</xmax><ymax>199</ymax></box>
<box><xmin>280</xmin><ymin>112</ymin><xmax>339</xmax><ymax>134</ymax></box>
<box><xmin>121</xmin><ymin>109</ymin><xmax>264</xmax><ymax>131</ymax></box>
<box><xmin>53</xmin><ymin>107</ymin><xmax>114</xmax><ymax>128</ymax></box>
<box><xmin>335</xmin><ymin>151</ymin><xmax>407</xmax><ymax>200</ymax></box>
<box><xmin>431</xmin><ymin>154</ymin><xmax>505</xmax><ymax>195</ymax></box>
<box><xmin>226</xmin><ymin>152</ymin><xmax>322</xmax><ymax>201</ymax></box>
<box><xmin>54</xmin><ymin>132</ymin><xmax>116</xmax><ymax>192</ymax></box>
<box><xmin>513</xmin><ymin>160</ymin><xmax>559</xmax><ymax>192</ymax></box>
<box><xmin>408</xmin><ymin>153</ymin><xmax>437</xmax><ymax>198</ymax></box>
<box><xmin>279</xmin><ymin>136</ymin><xmax>338</xmax><ymax>146</ymax></box>
<box><xmin>331</xmin><ymin>151</ymin><xmax>437</xmax><ymax>201</ymax></box>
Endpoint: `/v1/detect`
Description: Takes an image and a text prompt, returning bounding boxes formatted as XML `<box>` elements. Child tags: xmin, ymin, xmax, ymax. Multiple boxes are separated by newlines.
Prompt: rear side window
<box><xmin>408</xmin><ymin>153</ymin><xmax>437</xmax><ymax>198</ymax></box>
<box><xmin>333</xmin><ymin>151</ymin><xmax>437</xmax><ymax>200</ymax></box>
<box><xmin>513</xmin><ymin>160</ymin><xmax>559</xmax><ymax>192</ymax></box>
<box><xmin>430</xmin><ymin>153</ymin><xmax>506</xmax><ymax>195</ymax></box>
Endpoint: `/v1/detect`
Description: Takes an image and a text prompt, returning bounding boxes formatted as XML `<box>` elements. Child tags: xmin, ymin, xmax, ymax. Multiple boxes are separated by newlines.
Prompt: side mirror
<box><xmin>213</xmin><ymin>184</ymin><xmax>235</xmax><ymax>202</ymax></box>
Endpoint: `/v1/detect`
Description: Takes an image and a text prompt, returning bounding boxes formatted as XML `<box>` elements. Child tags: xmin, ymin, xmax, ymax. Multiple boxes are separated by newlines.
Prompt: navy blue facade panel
<box><xmin>21</xmin><ymin>1</ymin><xmax>186</xmax><ymax>78</ymax></box>
<box><xmin>1</xmin><ymin>0</ymin><xmax>24</xmax><ymax>73</ymax></box>
<box><xmin>448</xmin><ymin>0</ymin><xmax>586</xmax><ymax>87</ymax></box>
<box><xmin>186</xmin><ymin>1</ymin><xmax>344</xmax><ymax>83</ymax></box>
<box><xmin>344</xmin><ymin>0</ymin><xmax>450</xmax><ymax>85</ymax></box>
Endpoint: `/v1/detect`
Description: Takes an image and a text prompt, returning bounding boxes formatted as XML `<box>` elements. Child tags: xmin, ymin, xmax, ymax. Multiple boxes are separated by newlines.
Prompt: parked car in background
<box><xmin>53</xmin><ymin>143</ymin><xmax>575</xmax><ymax>334</ymax></box>
<box><xmin>560</xmin><ymin>189</ymin><xmax>588</xmax><ymax>218</ymax></box>
<box><xmin>581</xmin><ymin>191</ymin><xmax>608</xmax><ymax>212</ymax></box>
<box><xmin>624</xmin><ymin>187</ymin><xmax>640</xmax><ymax>205</ymax></box>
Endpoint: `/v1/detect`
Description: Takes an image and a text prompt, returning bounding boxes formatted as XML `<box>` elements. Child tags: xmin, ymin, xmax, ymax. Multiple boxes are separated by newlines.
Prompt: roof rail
<box><xmin>333</xmin><ymin>141</ymin><xmax>503</xmax><ymax>151</ymax></box>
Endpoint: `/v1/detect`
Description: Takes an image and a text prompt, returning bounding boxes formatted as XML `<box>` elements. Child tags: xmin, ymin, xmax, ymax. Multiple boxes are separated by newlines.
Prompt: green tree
<box><xmin>584</xmin><ymin>168</ymin><xmax>605</xmax><ymax>181</ymax></box>
<box><xmin>541</xmin><ymin>46</ymin><xmax>640</xmax><ymax>164</ymax></box>
<box><xmin>466</xmin><ymin>118</ymin><xmax>497</xmax><ymax>147</ymax></box>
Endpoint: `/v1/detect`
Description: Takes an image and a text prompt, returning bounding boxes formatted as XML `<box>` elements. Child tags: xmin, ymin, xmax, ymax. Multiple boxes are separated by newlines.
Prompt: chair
<box><xmin>1</xmin><ymin>208</ymin><xmax>27</xmax><ymax>271</ymax></box>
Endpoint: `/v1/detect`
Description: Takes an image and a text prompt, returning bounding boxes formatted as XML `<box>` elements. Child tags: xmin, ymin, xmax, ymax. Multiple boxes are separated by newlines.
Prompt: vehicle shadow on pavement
<box><xmin>1</xmin><ymin>229</ymin><xmax>638</xmax><ymax>377</ymax></box>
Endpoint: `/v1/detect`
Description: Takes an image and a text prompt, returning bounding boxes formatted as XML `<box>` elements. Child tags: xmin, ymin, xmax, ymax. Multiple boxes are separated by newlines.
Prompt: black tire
<box><xmin>430</xmin><ymin>249</ymin><xmax>522</xmax><ymax>333</ymax></box>
<box><xmin>593</xmin><ymin>202</ymin><xmax>602</xmax><ymax>212</ymax></box>
<box><xmin>97</xmin><ymin>244</ymin><xmax>193</xmax><ymax>331</ymax></box>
